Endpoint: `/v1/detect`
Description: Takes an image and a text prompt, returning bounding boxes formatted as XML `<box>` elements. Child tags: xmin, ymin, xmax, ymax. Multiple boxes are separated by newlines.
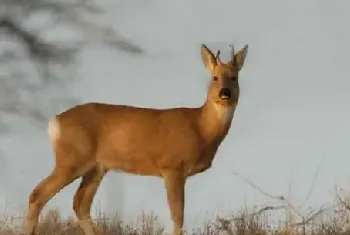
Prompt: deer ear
<box><xmin>232</xmin><ymin>44</ymin><xmax>248</xmax><ymax>71</ymax></box>
<box><xmin>200</xmin><ymin>44</ymin><xmax>217</xmax><ymax>72</ymax></box>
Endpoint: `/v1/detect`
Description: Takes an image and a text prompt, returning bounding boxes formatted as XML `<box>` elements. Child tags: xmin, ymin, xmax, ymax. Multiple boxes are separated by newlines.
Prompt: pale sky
<box><xmin>0</xmin><ymin>0</ymin><xmax>350</xmax><ymax>232</ymax></box>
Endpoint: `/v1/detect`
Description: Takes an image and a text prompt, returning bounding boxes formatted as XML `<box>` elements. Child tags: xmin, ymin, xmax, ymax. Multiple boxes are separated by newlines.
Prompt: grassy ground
<box><xmin>1</xmin><ymin>188</ymin><xmax>350</xmax><ymax>235</ymax></box>
<box><xmin>0</xmin><ymin>201</ymin><xmax>350</xmax><ymax>235</ymax></box>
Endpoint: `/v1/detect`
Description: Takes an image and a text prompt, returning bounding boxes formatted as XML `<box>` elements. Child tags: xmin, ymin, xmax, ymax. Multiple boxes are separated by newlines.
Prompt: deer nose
<box><xmin>219</xmin><ymin>88</ymin><xmax>231</xmax><ymax>99</ymax></box>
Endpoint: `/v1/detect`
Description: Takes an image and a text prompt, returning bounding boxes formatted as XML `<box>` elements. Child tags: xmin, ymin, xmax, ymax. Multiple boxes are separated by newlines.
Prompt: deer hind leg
<box><xmin>163</xmin><ymin>170</ymin><xmax>186</xmax><ymax>235</ymax></box>
<box><xmin>25</xmin><ymin>167</ymin><xmax>77</xmax><ymax>235</ymax></box>
<box><xmin>73</xmin><ymin>165</ymin><xmax>107</xmax><ymax>235</ymax></box>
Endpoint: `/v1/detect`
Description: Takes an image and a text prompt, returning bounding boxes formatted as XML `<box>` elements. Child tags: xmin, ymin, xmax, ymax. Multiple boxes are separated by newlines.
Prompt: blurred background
<box><xmin>0</xmin><ymin>0</ymin><xmax>349</xmax><ymax>232</ymax></box>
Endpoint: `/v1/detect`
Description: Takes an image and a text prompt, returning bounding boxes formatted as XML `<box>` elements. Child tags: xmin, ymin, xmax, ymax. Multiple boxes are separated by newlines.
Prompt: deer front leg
<box><xmin>163</xmin><ymin>170</ymin><xmax>186</xmax><ymax>235</ymax></box>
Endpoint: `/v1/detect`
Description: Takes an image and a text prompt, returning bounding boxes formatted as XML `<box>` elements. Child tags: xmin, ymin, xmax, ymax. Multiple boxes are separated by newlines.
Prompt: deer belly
<box><xmin>97</xmin><ymin>152</ymin><xmax>162</xmax><ymax>176</ymax></box>
<box><xmin>121</xmin><ymin>159</ymin><xmax>162</xmax><ymax>176</ymax></box>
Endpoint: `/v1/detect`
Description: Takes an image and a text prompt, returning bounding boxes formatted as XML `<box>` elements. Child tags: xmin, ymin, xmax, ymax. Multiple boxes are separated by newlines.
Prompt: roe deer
<box><xmin>25</xmin><ymin>44</ymin><xmax>249</xmax><ymax>235</ymax></box>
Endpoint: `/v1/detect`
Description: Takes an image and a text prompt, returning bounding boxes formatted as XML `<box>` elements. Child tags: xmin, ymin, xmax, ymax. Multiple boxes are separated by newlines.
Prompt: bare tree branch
<box><xmin>0</xmin><ymin>0</ymin><xmax>144</xmax><ymax>126</ymax></box>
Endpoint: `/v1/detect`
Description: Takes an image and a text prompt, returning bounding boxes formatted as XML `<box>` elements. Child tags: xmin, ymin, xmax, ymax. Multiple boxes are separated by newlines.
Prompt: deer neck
<box><xmin>197</xmin><ymin>99</ymin><xmax>235</xmax><ymax>144</ymax></box>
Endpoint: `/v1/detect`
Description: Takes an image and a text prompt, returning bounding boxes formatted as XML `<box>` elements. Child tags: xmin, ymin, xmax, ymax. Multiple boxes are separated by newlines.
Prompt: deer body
<box><xmin>50</xmin><ymin>103</ymin><xmax>226</xmax><ymax>176</ymax></box>
<box><xmin>25</xmin><ymin>44</ymin><xmax>249</xmax><ymax>235</ymax></box>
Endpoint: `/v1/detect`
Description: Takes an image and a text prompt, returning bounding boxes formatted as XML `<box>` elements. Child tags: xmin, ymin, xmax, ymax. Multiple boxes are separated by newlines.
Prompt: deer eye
<box><xmin>213</xmin><ymin>76</ymin><xmax>218</xmax><ymax>81</ymax></box>
<box><xmin>232</xmin><ymin>76</ymin><xmax>237</xmax><ymax>81</ymax></box>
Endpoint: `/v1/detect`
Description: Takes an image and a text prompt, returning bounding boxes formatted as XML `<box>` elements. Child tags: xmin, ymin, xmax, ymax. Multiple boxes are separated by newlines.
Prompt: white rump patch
<box><xmin>47</xmin><ymin>117</ymin><xmax>60</xmax><ymax>144</ymax></box>
<box><xmin>213</xmin><ymin>103</ymin><xmax>234</xmax><ymax>123</ymax></box>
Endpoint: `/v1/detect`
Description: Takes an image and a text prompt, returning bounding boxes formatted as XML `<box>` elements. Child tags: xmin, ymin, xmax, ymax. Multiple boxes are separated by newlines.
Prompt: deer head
<box><xmin>201</xmin><ymin>44</ymin><xmax>249</xmax><ymax>111</ymax></box>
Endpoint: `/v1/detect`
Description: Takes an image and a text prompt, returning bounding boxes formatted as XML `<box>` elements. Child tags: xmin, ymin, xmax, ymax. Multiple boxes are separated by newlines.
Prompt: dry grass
<box><xmin>1</xmin><ymin>192</ymin><xmax>350</xmax><ymax>235</ymax></box>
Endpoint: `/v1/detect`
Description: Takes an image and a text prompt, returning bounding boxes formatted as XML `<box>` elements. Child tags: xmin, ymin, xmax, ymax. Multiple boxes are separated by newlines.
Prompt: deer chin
<box><xmin>212</xmin><ymin>98</ymin><xmax>235</xmax><ymax>107</ymax></box>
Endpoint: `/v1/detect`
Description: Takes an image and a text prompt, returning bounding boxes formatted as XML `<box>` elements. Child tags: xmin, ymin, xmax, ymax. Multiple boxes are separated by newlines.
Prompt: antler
<box><xmin>229</xmin><ymin>44</ymin><xmax>235</xmax><ymax>62</ymax></box>
<box><xmin>215</xmin><ymin>49</ymin><xmax>222</xmax><ymax>64</ymax></box>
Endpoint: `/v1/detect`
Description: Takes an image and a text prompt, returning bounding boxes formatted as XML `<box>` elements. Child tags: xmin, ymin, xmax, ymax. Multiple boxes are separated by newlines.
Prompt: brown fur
<box><xmin>25</xmin><ymin>44</ymin><xmax>249</xmax><ymax>235</ymax></box>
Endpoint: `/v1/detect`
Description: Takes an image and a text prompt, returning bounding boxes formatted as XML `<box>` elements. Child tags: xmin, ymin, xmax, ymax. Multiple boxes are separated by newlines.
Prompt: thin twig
<box><xmin>231</xmin><ymin>169</ymin><xmax>329</xmax><ymax>229</ymax></box>
<box><xmin>231</xmin><ymin>170</ymin><xmax>301</xmax><ymax>216</ymax></box>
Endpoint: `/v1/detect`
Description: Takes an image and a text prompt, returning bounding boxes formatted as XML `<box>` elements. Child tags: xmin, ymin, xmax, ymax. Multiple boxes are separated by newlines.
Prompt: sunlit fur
<box><xmin>25</xmin><ymin>44</ymin><xmax>248</xmax><ymax>235</ymax></box>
